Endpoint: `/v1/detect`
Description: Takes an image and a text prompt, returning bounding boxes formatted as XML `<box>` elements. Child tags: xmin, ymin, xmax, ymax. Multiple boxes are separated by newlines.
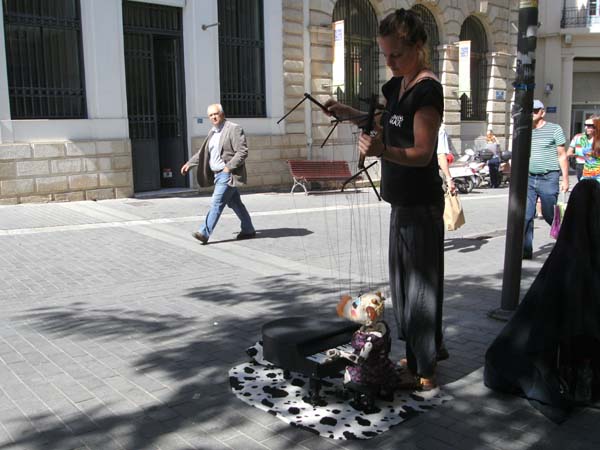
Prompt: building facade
<box><xmin>0</xmin><ymin>0</ymin><xmax>521</xmax><ymax>204</ymax></box>
<box><xmin>538</xmin><ymin>0</ymin><xmax>600</xmax><ymax>139</ymax></box>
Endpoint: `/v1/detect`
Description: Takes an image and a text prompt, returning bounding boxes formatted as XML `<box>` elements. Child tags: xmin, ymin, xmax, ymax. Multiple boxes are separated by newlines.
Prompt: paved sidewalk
<box><xmin>0</xmin><ymin>186</ymin><xmax>598</xmax><ymax>450</ymax></box>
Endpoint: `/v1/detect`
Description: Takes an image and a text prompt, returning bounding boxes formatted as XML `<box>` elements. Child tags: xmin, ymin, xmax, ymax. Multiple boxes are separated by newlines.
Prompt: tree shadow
<box><xmin>5</xmin><ymin>267</ymin><xmax>552</xmax><ymax>450</ymax></box>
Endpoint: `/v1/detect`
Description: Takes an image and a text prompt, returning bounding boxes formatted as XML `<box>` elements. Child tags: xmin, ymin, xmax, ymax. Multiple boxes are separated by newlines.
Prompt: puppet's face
<box><xmin>336</xmin><ymin>291</ymin><xmax>385</xmax><ymax>326</ymax></box>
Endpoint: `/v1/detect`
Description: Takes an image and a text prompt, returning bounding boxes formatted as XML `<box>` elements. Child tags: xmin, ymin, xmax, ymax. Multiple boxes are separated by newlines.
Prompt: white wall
<box><xmin>184</xmin><ymin>0</ymin><xmax>284</xmax><ymax>146</ymax></box>
<box><xmin>0</xmin><ymin>0</ymin><xmax>285</xmax><ymax>146</ymax></box>
<box><xmin>0</xmin><ymin>0</ymin><xmax>129</xmax><ymax>143</ymax></box>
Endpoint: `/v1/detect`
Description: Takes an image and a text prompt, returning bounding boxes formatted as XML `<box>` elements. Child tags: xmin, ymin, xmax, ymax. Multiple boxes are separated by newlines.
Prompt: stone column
<box><xmin>560</xmin><ymin>54</ymin><xmax>575</xmax><ymax>135</ymax></box>
<box><xmin>440</xmin><ymin>44</ymin><xmax>461</xmax><ymax>149</ymax></box>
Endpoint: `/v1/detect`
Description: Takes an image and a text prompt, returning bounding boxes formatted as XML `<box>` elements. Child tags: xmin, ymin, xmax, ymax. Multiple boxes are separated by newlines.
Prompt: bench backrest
<box><xmin>287</xmin><ymin>160</ymin><xmax>352</xmax><ymax>179</ymax></box>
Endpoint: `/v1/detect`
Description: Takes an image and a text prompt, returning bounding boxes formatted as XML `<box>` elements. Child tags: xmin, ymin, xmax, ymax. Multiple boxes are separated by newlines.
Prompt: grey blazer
<box><xmin>187</xmin><ymin>120</ymin><xmax>249</xmax><ymax>188</ymax></box>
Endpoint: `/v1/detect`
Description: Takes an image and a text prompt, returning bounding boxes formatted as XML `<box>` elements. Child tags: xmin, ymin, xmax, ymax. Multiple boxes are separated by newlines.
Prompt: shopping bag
<box><xmin>443</xmin><ymin>191</ymin><xmax>465</xmax><ymax>231</ymax></box>
<box><xmin>550</xmin><ymin>192</ymin><xmax>567</xmax><ymax>239</ymax></box>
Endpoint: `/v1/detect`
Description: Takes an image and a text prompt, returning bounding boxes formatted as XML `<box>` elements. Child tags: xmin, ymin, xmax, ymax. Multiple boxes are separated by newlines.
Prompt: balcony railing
<box><xmin>561</xmin><ymin>7</ymin><xmax>600</xmax><ymax>28</ymax></box>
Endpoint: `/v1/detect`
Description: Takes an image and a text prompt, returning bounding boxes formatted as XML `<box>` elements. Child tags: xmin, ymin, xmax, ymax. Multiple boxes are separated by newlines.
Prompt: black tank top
<box><xmin>380</xmin><ymin>77</ymin><xmax>444</xmax><ymax>206</ymax></box>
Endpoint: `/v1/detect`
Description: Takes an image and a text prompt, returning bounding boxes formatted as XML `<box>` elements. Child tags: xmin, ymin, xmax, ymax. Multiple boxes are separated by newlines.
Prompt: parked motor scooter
<box><xmin>450</xmin><ymin>149</ymin><xmax>482</xmax><ymax>192</ymax></box>
<box><xmin>449</xmin><ymin>157</ymin><xmax>479</xmax><ymax>193</ymax></box>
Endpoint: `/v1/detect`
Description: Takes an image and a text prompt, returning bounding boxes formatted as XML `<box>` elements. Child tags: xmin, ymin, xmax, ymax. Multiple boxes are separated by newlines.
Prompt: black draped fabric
<box><xmin>484</xmin><ymin>179</ymin><xmax>600</xmax><ymax>422</ymax></box>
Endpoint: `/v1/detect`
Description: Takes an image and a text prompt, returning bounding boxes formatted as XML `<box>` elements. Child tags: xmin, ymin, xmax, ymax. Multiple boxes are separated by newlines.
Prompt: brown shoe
<box><xmin>192</xmin><ymin>232</ymin><xmax>208</xmax><ymax>244</ymax></box>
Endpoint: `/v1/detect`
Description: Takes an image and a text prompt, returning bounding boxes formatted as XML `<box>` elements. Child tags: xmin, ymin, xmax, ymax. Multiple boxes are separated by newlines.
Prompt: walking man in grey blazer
<box><xmin>181</xmin><ymin>103</ymin><xmax>255</xmax><ymax>244</ymax></box>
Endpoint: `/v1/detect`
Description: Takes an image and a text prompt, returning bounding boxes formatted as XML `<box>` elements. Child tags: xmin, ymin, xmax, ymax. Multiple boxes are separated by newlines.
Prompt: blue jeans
<box><xmin>524</xmin><ymin>171</ymin><xmax>559</xmax><ymax>255</ymax></box>
<box><xmin>200</xmin><ymin>171</ymin><xmax>254</xmax><ymax>238</ymax></box>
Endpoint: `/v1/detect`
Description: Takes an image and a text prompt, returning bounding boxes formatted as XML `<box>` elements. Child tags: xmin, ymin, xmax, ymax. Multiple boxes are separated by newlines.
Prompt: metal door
<box><xmin>123</xmin><ymin>1</ymin><xmax>187</xmax><ymax>192</ymax></box>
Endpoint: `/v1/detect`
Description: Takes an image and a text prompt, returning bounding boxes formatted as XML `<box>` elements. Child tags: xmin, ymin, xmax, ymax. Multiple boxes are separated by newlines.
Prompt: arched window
<box><xmin>332</xmin><ymin>0</ymin><xmax>378</xmax><ymax>110</ymax></box>
<box><xmin>459</xmin><ymin>16</ymin><xmax>488</xmax><ymax>121</ymax></box>
<box><xmin>411</xmin><ymin>4</ymin><xmax>440</xmax><ymax>77</ymax></box>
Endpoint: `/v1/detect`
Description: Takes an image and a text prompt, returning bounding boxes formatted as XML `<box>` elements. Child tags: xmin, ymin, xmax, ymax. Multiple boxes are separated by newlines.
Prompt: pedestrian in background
<box><xmin>523</xmin><ymin>99</ymin><xmax>569</xmax><ymax>260</ymax></box>
<box><xmin>580</xmin><ymin>115</ymin><xmax>600</xmax><ymax>183</ymax></box>
<box><xmin>325</xmin><ymin>8</ymin><xmax>446</xmax><ymax>391</ymax></box>
<box><xmin>181</xmin><ymin>103</ymin><xmax>256</xmax><ymax>244</ymax></box>
<box><xmin>486</xmin><ymin>128</ymin><xmax>501</xmax><ymax>188</ymax></box>
<box><xmin>568</xmin><ymin>116</ymin><xmax>597</xmax><ymax>183</ymax></box>
<box><xmin>437</xmin><ymin>124</ymin><xmax>456</xmax><ymax>194</ymax></box>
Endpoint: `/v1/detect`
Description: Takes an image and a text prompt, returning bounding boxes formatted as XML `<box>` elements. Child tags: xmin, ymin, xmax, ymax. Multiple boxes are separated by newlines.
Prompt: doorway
<box><xmin>571</xmin><ymin>107</ymin><xmax>600</xmax><ymax>138</ymax></box>
<box><xmin>123</xmin><ymin>1</ymin><xmax>188</xmax><ymax>192</ymax></box>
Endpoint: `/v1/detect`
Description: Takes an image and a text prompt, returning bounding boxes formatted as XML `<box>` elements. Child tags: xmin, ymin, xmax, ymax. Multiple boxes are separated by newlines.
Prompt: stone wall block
<box><xmin>112</xmin><ymin>156</ymin><xmax>132</xmax><ymax>170</ymax></box>
<box><xmin>284</xmin><ymin>84</ymin><xmax>305</xmax><ymax>97</ymax></box>
<box><xmin>66</xmin><ymin>142</ymin><xmax>96</xmax><ymax>157</ymax></box>
<box><xmin>269</xmin><ymin>135</ymin><xmax>287</xmax><ymax>146</ymax></box>
<box><xmin>282</xmin><ymin>110</ymin><xmax>305</xmax><ymax>124</ymax></box>
<box><xmin>311</xmin><ymin>61</ymin><xmax>332</xmax><ymax>78</ymax></box>
<box><xmin>284</xmin><ymin>71</ymin><xmax>304</xmax><ymax>85</ymax></box>
<box><xmin>0</xmin><ymin>144</ymin><xmax>31</xmax><ymax>161</ymax></box>
<box><xmin>283</xmin><ymin>60</ymin><xmax>304</xmax><ymax>72</ymax></box>
<box><xmin>36</xmin><ymin>176</ymin><xmax>68</xmax><ymax>194</ymax></box>
<box><xmin>19</xmin><ymin>195</ymin><xmax>52</xmax><ymax>203</ymax></box>
<box><xmin>85</xmin><ymin>188</ymin><xmax>115</xmax><ymax>201</ymax></box>
<box><xmin>0</xmin><ymin>162</ymin><xmax>16</xmax><ymax>179</ymax></box>
<box><xmin>288</xmin><ymin>134</ymin><xmax>307</xmax><ymax>146</ymax></box>
<box><xmin>84</xmin><ymin>157</ymin><xmax>112</xmax><ymax>172</ymax></box>
<box><xmin>282</xmin><ymin>0</ymin><xmax>301</xmax><ymax>10</ymax></box>
<box><xmin>54</xmin><ymin>192</ymin><xmax>85</xmax><ymax>202</ymax></box>
<box><xmin>281</xmin><ymin>147</ymin><xmax>302</xmax><ymax>159</ymax></box>
<box><xmin>284</xmin><ymin>22</ymin><xmax>303</xmax><ymax>36</ymax></box>
<box><xmin>261</xmin><ymin>148</ymin><xmax>282</xmax><ymax>161</ymax></box>
<box><xmin>51</xmin><ymin>159</ymin><xmax>82</xmax><ymax>174</ymax></box>
<box><xmin>99</xmin><ymin>171</ymin><xmax>131</xmax><ymax>188</ymax></box>
<box><xmin>32</xmin><ymin>143</ymin><xmax>65</xmax><ymax>159</ymax></box>
<box><xmin>115</xmin><ymin>187</ymin><xmax>134</xmax><ymax>198</ymax></box>
<box><xmin>0</xmin><ymin>198</ymin><xmax>18</xmax><ymax>205</ymax></box>
<box><xmin>286</xmin><ymin>123</ymin><xmax>305</xmax><ymax>134</ymax></box>
<box><xmin>1</xmin><ymin>179</ymin><xmax>34</xmax><ymax>196</ymax></box>
<box><xmin>283</xmin><ymin>46</ymin><xmax>303</xmax><ymax>60</ymax></box>
<box><xmin>96</xmin><ymin>140</ymin><xmax>127</xmax><ymax>155</ymax></box>
<box><xmin>262</xmin><ymin>174</ymin><xmax>283</xmax><ymax>186</ymax></box>
<box><xmin>248</xmin><ymin>136</ymin><xmax>272</xmax><ymax>148</ymax></box>
<box><xmin>310</xmin><ymin>47</ymin><xmax>332</xmax><ymax>61</ymax></box>
<box><xmin>17</xmin><ymin>160</ymin><xmax>50</xmax><ymax>177</ymax></box>
<box><xmin>69</xmin><ymin>174</ymin><xmax>98</xmax><ymax>190</ymax></box>
<box><xmin>284</xmin><ymin>34</ymin><xmax>303</xmax><ymax>48</ymax></box>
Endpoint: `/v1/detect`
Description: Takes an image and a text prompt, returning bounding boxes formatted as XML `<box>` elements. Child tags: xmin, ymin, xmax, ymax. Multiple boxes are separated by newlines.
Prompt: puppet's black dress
<box><xmin>484</xmin><ymin>179</ymin><xmax>600</xmax><ymax>422</ymax></box>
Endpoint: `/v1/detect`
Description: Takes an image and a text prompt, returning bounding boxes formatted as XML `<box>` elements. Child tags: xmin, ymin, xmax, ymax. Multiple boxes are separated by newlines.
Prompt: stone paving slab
<box><xmin>0</xmin><ymin>183</ymin><xmax>598</xmax><ymax>449</ymax></box>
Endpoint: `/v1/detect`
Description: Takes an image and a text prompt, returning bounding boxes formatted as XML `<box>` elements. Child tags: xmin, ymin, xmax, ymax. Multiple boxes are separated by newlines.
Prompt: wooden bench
<box><xmin>287</xmin><ymin>160</ymin><xmax>359</xmax><ymax>194</ymax></box>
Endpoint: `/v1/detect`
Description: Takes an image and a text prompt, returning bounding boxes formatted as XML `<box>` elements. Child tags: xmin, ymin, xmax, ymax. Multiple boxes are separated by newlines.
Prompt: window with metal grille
<box><xmin>411</xmin><ymin>4</ymin><xmax>440</xmax><ymax>77</ymax></box>
<box><xmin>332</xmin><ymin>0</ymin><xmax>378</xmax><ymax>110</ymax></box>
<box><xmin>459</xmin><ymin>16</ymin><xmax>488</xmax><ymax>121</ymax></box>
<box><xmin>2</xmin><ymin>0</ymin><xmax>87</xmax><ymax>119</ymax></box>
<box><xmin>218</xmin><ymin>0</ymin><xmax>266</xmax><ymax>117</ymax></box>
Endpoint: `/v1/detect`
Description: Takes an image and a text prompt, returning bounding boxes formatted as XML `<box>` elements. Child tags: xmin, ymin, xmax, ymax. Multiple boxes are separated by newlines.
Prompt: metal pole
<box><xmin>489</xmin><ymin>0</ymin><xmax>539</xmax><ymax>321</ymax></box>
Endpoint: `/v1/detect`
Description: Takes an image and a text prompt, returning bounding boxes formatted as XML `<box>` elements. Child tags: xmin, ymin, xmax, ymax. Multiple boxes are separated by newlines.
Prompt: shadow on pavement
<box><xmin>444</xmin><ymin>237</ymin><xmax>490</xmax><ymax>253</ymax></box>
<box><xmin>6</xmin><ymin>267</ymin><xmax>566</xmax><ymax>450</ymax></box>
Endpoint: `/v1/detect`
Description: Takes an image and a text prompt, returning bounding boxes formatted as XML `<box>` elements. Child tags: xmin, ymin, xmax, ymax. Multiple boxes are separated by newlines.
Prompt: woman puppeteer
<box><xmin>325</xmin><ymin>8</ymin><xmax>447</xmax><ymax>390</ymax></box>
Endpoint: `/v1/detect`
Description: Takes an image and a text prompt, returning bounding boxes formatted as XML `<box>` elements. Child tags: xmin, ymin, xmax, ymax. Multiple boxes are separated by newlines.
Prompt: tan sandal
<box><xmin>418</xmin><ymin>377</ymin><xmax>438</xmax><ymax>391</ymax></box>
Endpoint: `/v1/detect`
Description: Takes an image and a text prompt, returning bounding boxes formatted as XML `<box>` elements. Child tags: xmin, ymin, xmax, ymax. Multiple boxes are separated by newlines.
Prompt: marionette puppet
<box><xmin>327</xmin><ymin>291</ymin><xmax>404</xmax><ymax>405</ymax></box>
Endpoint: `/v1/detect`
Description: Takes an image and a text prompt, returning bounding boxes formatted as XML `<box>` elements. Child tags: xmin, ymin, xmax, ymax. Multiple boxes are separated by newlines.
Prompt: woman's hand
<box><xmin>358</xmin><ymin>130</ymin><xmax>384</xmax><ymax>158</ymax></box>
<box><xmin>323</xmin><ymin>99</ymin><xmax>362</xmax><ymax>125</ymax></box>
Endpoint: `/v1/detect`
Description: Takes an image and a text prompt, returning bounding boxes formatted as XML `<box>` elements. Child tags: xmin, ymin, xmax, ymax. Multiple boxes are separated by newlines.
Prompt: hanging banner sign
<box><xmin>458</xmin><ymin>40</ymin><xmax>471</xmax><ymax>98</ymax></box>
<box><xmin>332</xmin><ymin>20</ymin><xmax>345</xmax><ymax>96</ymax></box>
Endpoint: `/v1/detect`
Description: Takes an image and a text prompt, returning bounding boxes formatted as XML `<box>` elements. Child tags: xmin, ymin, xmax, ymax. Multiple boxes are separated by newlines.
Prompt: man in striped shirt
<box><xmin>523</xmin><ymin>100</ymin><xmax>569</xmax><ymax>259</ymax></box>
